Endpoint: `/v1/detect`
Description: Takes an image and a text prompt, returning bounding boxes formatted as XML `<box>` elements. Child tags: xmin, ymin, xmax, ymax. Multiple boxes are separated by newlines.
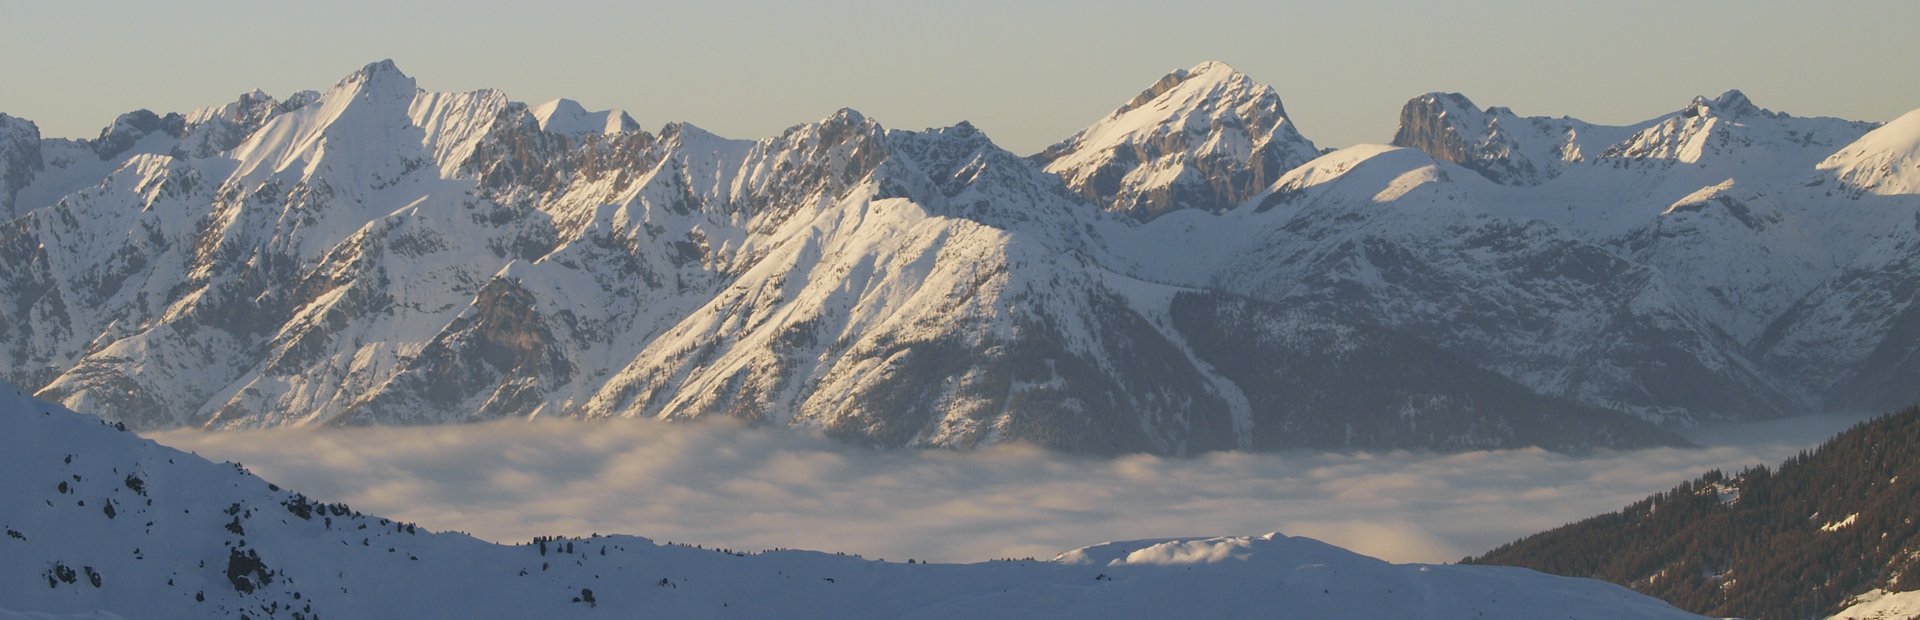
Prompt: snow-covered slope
<box><xmin>1757</xmin><ymin>206</ymin><xmax>1920</xmax><ymax>412</ymax></box>
<box><xmin>1818</xmin><ymin>107</ymin><xmax>1920</xmax><ymax>197</ymax></box>
<box><xmin>1830</xmin><ymin>589</ymin><xmax>1920</xmax><ymax>620</ymax></box>
<box><xmin>1034</xmin><ymin>61</ymin><xmax>1319</xmax><ymax>220</ymax></box>
<box><xmin>0</xmin><ymin>380</ymin><xmax>1705</xmax><ymax>619</ymax></box>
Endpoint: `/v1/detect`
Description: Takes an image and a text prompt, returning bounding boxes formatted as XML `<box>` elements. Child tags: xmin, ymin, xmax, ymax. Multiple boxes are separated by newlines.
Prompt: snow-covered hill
<box><xmin>1818</xmin><ymin>108</ymin><xmax>1920</xmax><ymax>197</ymax></box>
<box><xmin>0</xmin><ymin>380</ymin><xmax>1704</xmax><ymax>619</ymax></box>
<box><xmin>1831</xmin><ymin>589</ymin><xmax>1920</xmax><ymax>620</ymax></box>
<box><xmin>0</xmin><ymin>60</ymin><xmax>1916</xmax><ymax>454</ymax></box>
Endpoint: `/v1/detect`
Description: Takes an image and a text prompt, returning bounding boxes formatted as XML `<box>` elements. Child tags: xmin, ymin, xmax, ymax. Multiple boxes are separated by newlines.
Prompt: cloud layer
<box><xmin>146</xmin><ymin>413</ymin><xmax>1866</xmax><ymax>564</ymax></box>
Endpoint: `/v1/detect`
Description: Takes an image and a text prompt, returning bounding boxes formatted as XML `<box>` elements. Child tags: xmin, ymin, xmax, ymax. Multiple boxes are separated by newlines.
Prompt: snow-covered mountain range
<box><xmin>0</xmin><ymin>379</ymin><xmax>1705</xmax><ymax>618</ymax></box>
<box><xmin>2</xmin><ymin>60</ymin><xmax>1917</xmax><ymax>454</ymax></box>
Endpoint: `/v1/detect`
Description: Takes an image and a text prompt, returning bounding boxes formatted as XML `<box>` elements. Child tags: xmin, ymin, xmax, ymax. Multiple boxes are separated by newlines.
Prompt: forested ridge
<box><xmin>1468</xmin><ymin>406</ymin><xmax>1920</xmax><ymax>619</ymax></box>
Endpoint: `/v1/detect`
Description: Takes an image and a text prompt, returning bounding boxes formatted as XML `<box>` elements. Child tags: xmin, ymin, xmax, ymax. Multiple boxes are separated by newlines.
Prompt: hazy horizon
<box><xmin>5</xmin><ymin>0</ymin><xmax>1918</xmax><ymax>154</ymax></box>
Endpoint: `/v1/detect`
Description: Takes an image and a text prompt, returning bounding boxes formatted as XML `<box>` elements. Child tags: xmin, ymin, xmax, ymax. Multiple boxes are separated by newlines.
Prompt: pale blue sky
<box><xmin>4</xmin><ymin>0</ymin><xmax>1916</xmax><ymax>154</ymax></box>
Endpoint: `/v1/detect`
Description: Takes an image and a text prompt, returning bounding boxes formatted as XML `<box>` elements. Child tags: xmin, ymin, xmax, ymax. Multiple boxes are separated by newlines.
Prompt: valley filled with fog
<box><xmin>148</xmin><ymin>412</ymin><xmax>1870</xmax><ymax>564</ymax></box>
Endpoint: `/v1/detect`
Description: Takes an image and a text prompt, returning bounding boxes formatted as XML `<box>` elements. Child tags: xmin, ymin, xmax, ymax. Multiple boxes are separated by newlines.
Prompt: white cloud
<box><xmin>144</xmin><ymin>413</ymin><xmax>1866</xmax><ymax>565</ymax></box>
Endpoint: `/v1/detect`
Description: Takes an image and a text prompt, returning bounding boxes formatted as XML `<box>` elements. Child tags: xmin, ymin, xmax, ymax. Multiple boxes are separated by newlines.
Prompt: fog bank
<box><xmin>148</xmin><ymin>413</ymin><xmax>1865</xmax><ymax>564</ymax></box>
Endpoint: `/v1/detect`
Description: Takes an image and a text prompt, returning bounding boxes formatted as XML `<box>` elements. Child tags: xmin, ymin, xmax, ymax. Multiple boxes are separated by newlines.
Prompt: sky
<box><xmin>147</xmin><ymin>411</ymin><xmax>1869</xmax><ymax>565</ymax></box>
<box><xmin>3</xmin><ymin>1</ymin><xmax>1918</xmax><ymax>154</ymax></box>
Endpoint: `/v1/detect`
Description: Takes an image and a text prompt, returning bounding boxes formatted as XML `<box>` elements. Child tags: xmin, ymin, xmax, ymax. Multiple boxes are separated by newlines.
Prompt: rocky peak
<box><xmin>334</xmin><ymin>59</ymin><xmax>419</xmax><ymax>101</ymax></box>
<box><xmin>1393</xmin><ymin>92</ymin><xmax>1491</xmax><ymax>161</ymax></box>
<box><xmin>730</xmin><ymin>108</ymin><xmax>891</xmax><ymax>227</ymax></box>
<box><xmin>891</xmin><ymin>121</ymin><xmax>1042</xmax><ymax>199</ymax></box>
<box><xmin>0</xmin><ymin>113</ymin><xmax>43</xmax><ymax>219</ymax></box>
<box><xmin>1036</xmin><ymin>61</ymin><xmax>1318</xmax><ymax>220</ymax></box>
<box><xmin>782</xmin><ymin>108</ymin><xmax>885</xmax><ymax>155</ymax></box>
<box><xmin>1601</xmin><ymin>89</ymin><xmax>1853</xmax><ymax>165</ymax></box>
<box><xmin>658</xmin><ymin>121</ymin><xmax>750</xmax><ymax>161</ymax></box>
<box><xmin>1684</xmin><ymin>89</ymin><xmax>1764</xmax><ymax>119</ymax></box>
<box><xmin>280</xmin><ymin>89</ymin><xmax>322</xmax><ymax>111</ymax></box>
<box><xmin>90</xmin><ymin>109</ymin><xmax>187</xmax><ymax>160</ymax></box>
<box><xmin>174</xmin><ymin>90</ymin><xmax>289</xmax><ymax>158</ymax></box>
<box><xmin>660</xmin><ymin>121</ymin><xmax>717</xmax><ymax>143</ymax></box>
<box><xmin>816</xmin><ymin>108</ymin><xmax>874</xmax><ymax>138</ymax></box>
<box><xmin>1391</xmin><ymin>92</ymin><xmax>1590</xmax><ymax>186</ymax></box>
<box><xmin>1115</xmin><ymin>60</ymin><xmax>1269</xmax><ymax>116</ymax></box>
<box><xmin>184</xmin><ymin>90</ymin><xmax>277</xmax><ymax>125</ymax></box>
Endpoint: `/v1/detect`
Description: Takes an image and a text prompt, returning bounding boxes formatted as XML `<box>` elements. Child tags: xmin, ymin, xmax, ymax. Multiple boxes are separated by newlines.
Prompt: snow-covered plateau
<box><xmin>2</xmin><ymin>60</ymin><xmax>1919</xmax><ymax>455</ymax></box>
<box><xmin>0</xmin><ymin>380</ymin><xmax>1703</xmax><ymax>618</ymax></box>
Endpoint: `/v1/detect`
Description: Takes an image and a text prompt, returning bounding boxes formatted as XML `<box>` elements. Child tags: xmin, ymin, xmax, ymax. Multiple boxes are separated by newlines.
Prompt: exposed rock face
<box><xmin>1034</xmin><ymin>61</ymin><xmax>1319</xmax><ymax>220</ymax></box>
<box><xmin>0</xmin><ymin>113</ymin><xmax>42</xmax><ymax>220</ymax></box>
<box><xmin>1391</xmin><ymin>92</ymin><xmax>1629</xmax><ymax>186</ymax></box>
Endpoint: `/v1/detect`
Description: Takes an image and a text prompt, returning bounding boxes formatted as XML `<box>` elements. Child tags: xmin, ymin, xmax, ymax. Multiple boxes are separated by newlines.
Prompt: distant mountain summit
<box><xmin>1034</xmin><ymin>61</ymin><xmax>1319</xmax><ymax>220</ymax></box>
<box><xmin>1</xmin><ymin>60</ymin><xmax>1917</xmax><ymax>454</ymax></box>
<box><xmin>529</xmin><ymin>98</ymin><xmax>639</xmax><ymax>137</ymax></box>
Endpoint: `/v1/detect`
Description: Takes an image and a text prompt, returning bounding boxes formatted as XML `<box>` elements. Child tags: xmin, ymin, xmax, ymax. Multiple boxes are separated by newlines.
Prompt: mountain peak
<box><xmin>1686</xmin><ymin>89</ymin><xmax>1762</xmax><ymax>118</ymax></box>
<box><xmin>1117</xmin><ymin>60</ymin><xmax>1259</xmax><ymax>116</ymax></box>
<box><xmin>827</xmin><ymin>107</ymin><xmax>870</xmax><ymax>126</ymax></box>
<box><xmin>1038</xmin><ymin>62</ymin><xmax>1317</xmax><ymax>219</ymax></box>
<box><xmin>184</xmin><ymin>89</ymin><xmax>279</xmax><ymax>123</ymax></box>
<box><xmin>1714</xmin><ymin>89</ymin><xmax>1754</xmax><ymax>109</ymax></box>
<box><xmin>0</xmin><ymin>113</ymin><xmax>40</xmax><ymax>219</ymax></box>
<box><xmin>357</xmin><ymin>58</ymin><xmax>404</xmax><ymax>77</ymax></box>
<box><xmin>1400</xmin><ymin>92</ymin><xmax>1489</xmax><ymax>131</ymax></box>
<box><xmin>1392</xmin><ymin>91</ymin><xmax>1613</xmax><ymax>185</ymax></box>
<box><xmin>1185</xmin><ymin>59</ymin><xmax>1240</xmax><ymax>79</ymax></box>
<box><xmin>1601</xmin><ymin>87</ymin><xmax>1859</xmax><ymax>165</ymax></box>
<box><xmin>804</xmin><ymin>108</ymin><xmax>883</xmax><ymax>144</ymax></box>
<box><xmin>659</xmin><ymin>121</ymin><xmax>725</xmax><ymax>142</ymax></box>
<box><xmin>530</xmin><ymin>98</ymin><xmax>639</xmax><ymax>136</ymax></box>
<box><xmin>1418</xmin><ymin>91</ymin><xmax>1478</xmax><ymax>110</ymax></box>
<box><xmin>336</xmin><ymin>58</ymin><xmax>418</xmax><ymax>97</ymax></box>
<box><xmin>537</xmin><ymin>97</ymin><xmax>588</xmax><ymax>118</ymax></box>
<box><xmin>89</xmin><ymin>108</ymin><xmax>186</xmax><ymax>159</ymax></box>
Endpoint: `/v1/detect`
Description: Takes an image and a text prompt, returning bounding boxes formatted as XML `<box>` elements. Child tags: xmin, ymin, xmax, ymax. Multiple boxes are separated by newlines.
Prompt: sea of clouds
<box><xmin>147</xmin><ymin>413</ymin><xmax>1867</xmax><ymax>565</ymax></box>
